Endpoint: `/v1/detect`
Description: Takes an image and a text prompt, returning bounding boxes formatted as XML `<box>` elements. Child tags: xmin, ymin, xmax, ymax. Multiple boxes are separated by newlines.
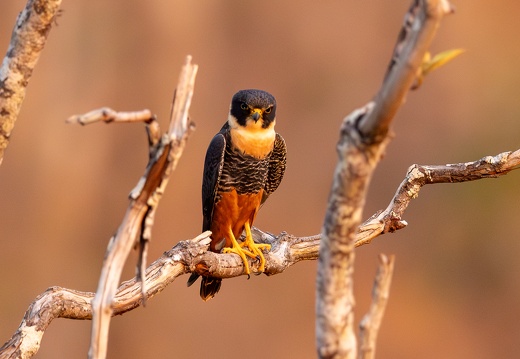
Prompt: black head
<box><xmin>229</xmin><ymin>89</ymin><xmax>277</xmax><ymax>129</ymax></box>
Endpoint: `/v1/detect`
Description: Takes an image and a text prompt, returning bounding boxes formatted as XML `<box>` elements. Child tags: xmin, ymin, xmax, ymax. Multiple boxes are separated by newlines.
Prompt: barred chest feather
<box><xmin>217</xmin><ymin>143</ymin><xmax>271</xmax><ymax>195</ymax></box>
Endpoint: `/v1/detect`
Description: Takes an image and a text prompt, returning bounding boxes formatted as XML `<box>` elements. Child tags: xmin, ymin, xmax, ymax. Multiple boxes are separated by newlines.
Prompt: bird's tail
<box><xmin>200</xmin><ymin>276</ymin><xmax>222</xmax><ymax>301</ymax></box>
<box><xmin>187</xmin><ymin>273</ymin><xmax>222</xmax><ymax>301</ymax></box>
<box><xmin>187</xmin><ymin>273</ymin><xmax>200</xmax><ymax>287</ymax></box>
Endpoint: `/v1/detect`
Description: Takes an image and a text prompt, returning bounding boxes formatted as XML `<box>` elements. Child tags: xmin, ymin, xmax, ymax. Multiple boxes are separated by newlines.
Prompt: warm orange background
<box><xmin>1</xmin><ymin>1</ymin><xmax>520</xmax><ymax>358</ymax></box>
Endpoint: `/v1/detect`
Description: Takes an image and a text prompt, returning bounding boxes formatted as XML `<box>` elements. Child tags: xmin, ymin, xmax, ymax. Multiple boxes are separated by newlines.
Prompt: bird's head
<box><xmin>228</xmin><ymin>89</ymin><xmax>277</xmax><ymax>131</ymax></box>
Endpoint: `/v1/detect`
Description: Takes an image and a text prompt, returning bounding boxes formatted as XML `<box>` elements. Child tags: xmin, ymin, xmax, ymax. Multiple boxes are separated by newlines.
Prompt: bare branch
<box><xmin>84</xmin><ymin>56</ymin><xmax>197</xmax><ymax>359</ymax></box>
<box><xmin>0</xmin><ymin>230</ymin><xmax>317</xmax><ymax>359</ymax></box>
<box><xmin>358</xmin><ymin>149</ymin><xmax>520</xmax><ymax>246</ymax></box>
<box><xmin>0</xmin><ymin>0</ymin><xmax>62</xmax><ymax>166</ymax></box>
<box><xmin>1</xmin><ymin>144</ymin><xmax>518</xmax><ymax>358</ymax></box>
<box><xmin>362</xmin><ymin>0</ymin><xmax>455</xmax><ymax>140</ymax></box>
<box><xmin>358</xmin><ymin>254</ymin><xmax>395</xmax><ymax>359</ymax></box>
<box><xmin>66</xmin><ymin>108</ymin><xmax>154</xmax><ymax>125</ymax></box>
<box><xmin>316</xmin><ymin>1</ymin><xmax>453</xmax><ymax>358</ymax></box>
<box><xmin>190</xmin><ymin>228</ymin><xmax>320</xmax><ymax>278</ymax></box>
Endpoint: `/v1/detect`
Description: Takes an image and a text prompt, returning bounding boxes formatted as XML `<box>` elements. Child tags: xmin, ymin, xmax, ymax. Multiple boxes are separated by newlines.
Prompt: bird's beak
<box><xmin>251</xmin><ymin>109</ymin><xmax>262</xmax><ymax>122</ymax></box>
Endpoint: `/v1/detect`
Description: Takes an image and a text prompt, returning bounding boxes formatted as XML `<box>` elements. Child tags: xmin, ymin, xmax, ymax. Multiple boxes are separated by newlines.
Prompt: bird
<box><xmin>187</xmin><ymin>89</ymin><xmax>287</xmax><ymax>301</ymax></box>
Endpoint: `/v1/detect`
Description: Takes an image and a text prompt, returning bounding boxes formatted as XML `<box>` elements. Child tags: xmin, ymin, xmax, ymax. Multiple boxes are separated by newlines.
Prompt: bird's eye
<box><xmin>240</xmin><ymin>103</ymin><xmax>248</xmax><ymax>111</ymax></box>
<box><xmin>265</xmin><ymin>106</ymin><xmax>272</xmax><ymax>114</ymax></box>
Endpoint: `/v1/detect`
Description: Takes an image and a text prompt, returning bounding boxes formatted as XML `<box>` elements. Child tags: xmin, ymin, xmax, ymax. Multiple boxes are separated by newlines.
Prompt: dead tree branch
<box><xmin>0</xmin><ymin>0</ymin><xmax>62</xmax><ymax>166</ymax></box>
<box><xmin>1</xmin><ymin>145</ymin><xmax>518</xmax><ymax>358</ymax></box>
<box><xmin>316</xmin><ymin>1</ymin><xmax>454</xmax><ymax>358</ymax></box>
<box><xmin>357</xmin><ymin>149</ymin><xmax>520</xmax><ymax>246</ymax></box>
<box><xmin>358</xmin><ymin>254</ymin><xmax>396</xmax><ymax>359</ymax></box>
<box><xmin>66</xmin><ymin>108</ymin><xmax>154</xmax><ymax>126</ymax></box>
<box><xmin>81</xmin><ymin>57</ymin><xmax>197</xmax><ymax>359</ymax></box>
<box><xmin>2</xmin><ymin>1</ymin><xmax>517</xmax><ymax>359</ymax></box>
<box><xmin>0</xmin><ymin>230</ymin><xmax>317</xmax><ymax>359</ymax></box>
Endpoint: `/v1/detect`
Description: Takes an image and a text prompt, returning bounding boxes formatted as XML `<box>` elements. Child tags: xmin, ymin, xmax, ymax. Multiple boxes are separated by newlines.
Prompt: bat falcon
<box><xmin>187</xmin><ymin>89</ymin><xmax>287</xmax><ymax>301</ymax></box>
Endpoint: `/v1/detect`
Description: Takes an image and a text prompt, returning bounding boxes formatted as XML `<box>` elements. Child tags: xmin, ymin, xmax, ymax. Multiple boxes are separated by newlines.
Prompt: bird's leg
<box><xmin>222</xmin><ymin>227</ymin><xmax>254</xmax><ymax>275</ymax></box>
<box><xmin>242</xmin><ymin>221</ymin><xmax>271</xmax><ymax>272</ymax></box>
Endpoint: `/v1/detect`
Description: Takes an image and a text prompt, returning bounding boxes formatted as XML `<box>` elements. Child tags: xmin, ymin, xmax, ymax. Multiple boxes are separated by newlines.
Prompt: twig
<box><xmin>358</xmin><ymin>254</ymin><xmax>395</xmax><ymax>359</ymax></box>
<box><xmin>66</xmin><ymin>108</ymin><xmax>154</xmax><ymax>125</ymax></box>
<box><xmin>316</xmin><ymin>1</ymin><xmax>453</xmax><ymax>358</ymax></box>
<box><xmin>0</xmin><ymin>0</ymin><xmax>62</xmax><ymax>166</ymax></box>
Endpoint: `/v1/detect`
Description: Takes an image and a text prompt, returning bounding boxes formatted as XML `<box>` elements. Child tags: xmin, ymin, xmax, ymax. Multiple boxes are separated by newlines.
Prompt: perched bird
<box><xmin>187</xmin><ymin>89</ymin><xmax>287</xmax><ymax>301</ymax></box>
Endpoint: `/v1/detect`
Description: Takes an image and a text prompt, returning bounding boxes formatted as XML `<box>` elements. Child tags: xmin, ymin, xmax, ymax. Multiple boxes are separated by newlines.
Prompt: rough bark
<box><xmin>2</xmin><ymin>146</ymin><xmax>518</xmax><ymax>359</ymax></box>
<box><xmin>3</xmin><ymin>1</ymin><xmax>519</xmax><ymax>359</ymax></box>
<box><xmin>84</xmin><ymin>57</ymin><xmax>197</xmax><ymax>359</ymax></box>
<box><xmin>358</xmin><ymin>254</ymin><xmax>395</xmax><ymax>359</ymax></box>
<box><xmin>0</xmin><ymin>0</ymin><xmax>62</xmax><ymax>166</ymax></box>
<box><xmin>315</xmin><ymin>1</ymin><xmax>454</xmax><ymax>358</ymax></box>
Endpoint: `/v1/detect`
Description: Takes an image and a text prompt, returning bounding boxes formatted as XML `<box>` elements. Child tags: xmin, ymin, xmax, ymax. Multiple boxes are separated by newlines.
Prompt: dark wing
<box><xmin>262</xmin><ymin>133</ymin><xmax>287</xmax><ymax>204</ymax></box>
<box><xmin>202</xmin><ymin>132</ymin><xmax>226</xmax><ymax>232</ymax></box>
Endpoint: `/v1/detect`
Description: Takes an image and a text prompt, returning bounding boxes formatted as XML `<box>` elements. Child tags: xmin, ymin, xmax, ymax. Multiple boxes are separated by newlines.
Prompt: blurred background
<box><xmin>1</xmin><ymin>1</ymin><xmax>520</xmax><ymax>358</ymax></box>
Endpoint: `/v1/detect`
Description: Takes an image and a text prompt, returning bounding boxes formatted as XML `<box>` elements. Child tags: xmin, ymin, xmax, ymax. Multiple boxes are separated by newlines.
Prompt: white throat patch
<box><xmin>228</xmin><ymin>114</ymin><xmax>276</xmax><ymax>159</ymax></box>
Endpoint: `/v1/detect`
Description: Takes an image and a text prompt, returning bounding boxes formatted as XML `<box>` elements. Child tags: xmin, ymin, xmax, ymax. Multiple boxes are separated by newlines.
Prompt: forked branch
<box><xmin>316</xmin><ymin>1</ymin><xmax>454</xmax><ymax>358</ymax></box>
<box><xmin>1</xmin><ymin>146</ymin><xmax>518</xmax><ymax>359</ymax></box>
<box><xmin>2</xmin><ymin>1</ymin><xmax>517</xmax><ymax>359</ymax></box>
<box><xmin>83</xmin><ymin>56</ymin><xmax>198</xmax><ymax>359</ymax></box>
<box><xmin>357</xmin><ymin>149</ymin><xmax>520</xmax><ymax>246</ymax></box>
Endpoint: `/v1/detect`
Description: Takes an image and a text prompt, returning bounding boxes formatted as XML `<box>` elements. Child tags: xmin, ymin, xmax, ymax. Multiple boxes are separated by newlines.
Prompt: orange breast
<box><xmin>209</xmin><ymin>188</ymin><xmax>264</xmax><ymax>252</ymax></box>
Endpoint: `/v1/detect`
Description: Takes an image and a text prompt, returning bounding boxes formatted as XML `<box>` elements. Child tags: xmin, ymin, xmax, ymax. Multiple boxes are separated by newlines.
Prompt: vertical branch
<box><xmin>316</xmin><ymin>108</ymin><xmax>389</xmax><ymax>359</ymax></box>
<box><xmin>169</xmin><ymin>55</ymin><xmax>196</xmax><ymax>139</ymax></box>
<box><xmin>88</xmin><ymin>56</ymin><xmax>198</xmax><ymax>359</ymax></box>
<box><xmin>358</xmin><ymin>254</ymin><xmax>395</xmax><ymax>359</ymax></box>
<box><xmin>135</xmin><ymin>55</ymin><xmax>198</xmax><ymax>294</ymax></box>
<box><xmin>0</xmin><ymin>0</ymin><xmax>62</xmax><ymax>166</ymax></box>
<box><xmin>315</xmin><ymin>1</ymin><xmax>453</xmax><ymax>358</ymax></box>
<box><xmin>359</xmin><ymin>0</ymin><xmax>453</xmax><ymax>140</ymax></box>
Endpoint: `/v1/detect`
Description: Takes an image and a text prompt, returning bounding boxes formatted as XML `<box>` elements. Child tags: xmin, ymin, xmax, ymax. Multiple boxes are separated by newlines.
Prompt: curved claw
<box><xmin>222</xmin><ymin>229</ymin><xmax>252</xmax><ymax>275</ymax></box>
<box><xmin>222</xmin><ymin>223</ymin><xmax>272</xmax><ymax>275</ymax></box>
<box><xmin>223</xmin><ymin>245</ymin><xmax>251</xmax><ymax>275</ymax></box>
<box><xmin>243</xmin><ymin>222</ymin><xmax>271</xmax><ymax>272</ymax></box>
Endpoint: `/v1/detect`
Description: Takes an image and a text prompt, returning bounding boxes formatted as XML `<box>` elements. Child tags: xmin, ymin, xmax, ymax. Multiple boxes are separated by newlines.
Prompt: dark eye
<box><xmin>265</xmin><ymin>106</ymin><xmax>272</xmax><ymax>114</ymax></box>
<box><xmin>240</xmin><ymin>103</ymin><xmax>248</xmax><ymax>111</ymax></box>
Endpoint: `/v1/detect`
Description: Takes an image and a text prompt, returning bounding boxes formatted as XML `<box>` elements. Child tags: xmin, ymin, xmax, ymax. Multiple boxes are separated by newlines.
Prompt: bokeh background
<box><xmin>1</xmin><ymin>1</ymin><xmax>520</xmax><ymax>358</ymax></box>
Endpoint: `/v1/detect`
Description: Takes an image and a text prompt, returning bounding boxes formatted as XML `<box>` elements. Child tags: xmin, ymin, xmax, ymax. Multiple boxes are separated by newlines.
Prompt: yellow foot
<box><xmin>223</xmin><ymin>229</ymin><xmax>255</xmax><ymax>275</ymax></box>
<box><xmin>242</xmin><ymin>222</ymin><xmax>271</xmax><ymax>272</ymax></box>
<box><xmin>222</xmin><ymin>223</ymin><xmax>272</xmax><ymax>275</ymax></box>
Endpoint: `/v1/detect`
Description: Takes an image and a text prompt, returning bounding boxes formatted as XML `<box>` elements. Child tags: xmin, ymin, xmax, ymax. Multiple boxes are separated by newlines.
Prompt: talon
<box><xmin>222</xmin><ymin>229</ymin><xmax>251</xmax><ymax>275</ymax></box>
<box><xmin>216</xmin><ymin>222</ymin><xmax>273</xmax><ymax>278</ymax></box>
<box><xmin>242</xmin><ymin>222</ymin><xmax>271</xmax><ymax>273</ymax></box>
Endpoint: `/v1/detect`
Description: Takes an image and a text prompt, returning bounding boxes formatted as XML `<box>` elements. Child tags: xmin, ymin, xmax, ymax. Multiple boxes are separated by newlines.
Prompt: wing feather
<box><xmin>262</xmin><ymin>133</ymin><xmax>287</xmax><ymax>204</ymax></box>
<box><xmin>202</xmin><ymin>132</ymin><xmax>226</xmax><ymax>231</ymax></box>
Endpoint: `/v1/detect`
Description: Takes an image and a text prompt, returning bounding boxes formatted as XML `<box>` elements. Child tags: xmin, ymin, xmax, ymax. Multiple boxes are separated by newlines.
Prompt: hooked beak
<box><xmin>251</xmin><ymin>109</ymin><xmax>262</xmax><ymax>122</ymax></box>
